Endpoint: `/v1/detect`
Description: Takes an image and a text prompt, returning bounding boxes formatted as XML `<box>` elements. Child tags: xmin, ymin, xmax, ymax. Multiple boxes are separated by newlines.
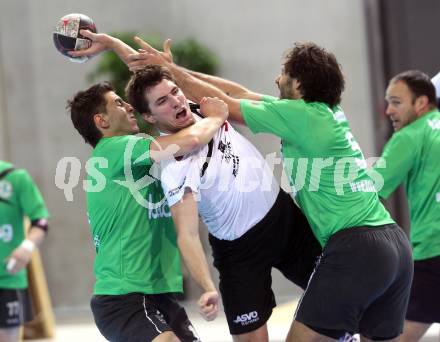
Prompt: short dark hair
<box><xmin>126</xmin><ymin>65</ymin><xmax>176</xmax><ymax>114</ymax></box>
<box><xmin>67</xmin><ymin>82</ymin><xmax>114</xmax><ymax>147</ymax></box>
<box><xmin>390</xmin><ymin>70</ymin><xmax>437</xmax><ymax>107</ymax></box>
<box><xmin>283</xmin><ymin>42</ymin><xmax>345</xmax><ymax>107</ymax></box>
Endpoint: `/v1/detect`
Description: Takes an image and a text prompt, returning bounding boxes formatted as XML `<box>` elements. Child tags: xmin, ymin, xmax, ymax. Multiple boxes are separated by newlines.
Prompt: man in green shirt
<box><xmin>0</xmin><ymin>161</ymin><xmax>49</xmax><ymax>342</ymax></box>
<box><xmin>126</xmin><ymin>39</ymin><xmax>414</xmax><ymax>341</ymax></box>
<box><xmin>67</xmin><ymin>81</ymin><xmax>227</xmax><ymax>341</ymax></box>
<box><xmin>374</xmin><ymin>70</ymin><xmax>440</xmax><ymax>342</ymax></box>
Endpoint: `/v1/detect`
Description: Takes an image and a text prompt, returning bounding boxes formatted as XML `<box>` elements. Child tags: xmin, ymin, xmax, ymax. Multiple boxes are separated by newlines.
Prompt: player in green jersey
<box><xmin>125</xmin><ymin>38</ymin><xmax>414</xmax><ymax>342</ymax></box>
<box><xmin>374</xmin><ymin>70</ymin><xmax>440</xmax><ymax>342</ymax></box>
<box><xmin>67</xmin><ymin>81</ymin><xmax>227</xmax><ymax>341</ymax></box>
<box><xmin>0</xmin><ymin>161</ymin><xmax>49</xmax><ymax>342</ymax></box>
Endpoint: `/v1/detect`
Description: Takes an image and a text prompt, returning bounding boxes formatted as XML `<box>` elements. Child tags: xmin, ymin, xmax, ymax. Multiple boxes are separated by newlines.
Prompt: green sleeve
<box><xmin>261</xmin><ymin>95</ymin><xmax>278</xmax><ymax>103</ymax></box>
<box><xmin>129</xmin><ymin>135</ymin><xmax>154</xmax><ymax>168</ymax></box>
<box><xmin>240</xmin><ymin>98</ymin><xmax>308</xmax><ymax>145</ymax></box>
<box><xmin>17</xmin><ymin>170</ymin><xmax>49</xmax><ymax>220</ymax></box>
<box><xmin>375</xmin><ymin>131</ymin><xmax>417</xmax><ymax>199</ymax></box>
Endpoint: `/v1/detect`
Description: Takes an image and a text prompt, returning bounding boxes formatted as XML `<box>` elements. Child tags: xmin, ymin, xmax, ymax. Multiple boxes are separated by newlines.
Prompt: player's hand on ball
<box><xmin>198</xmin><ymin>291</ymin><xmax>219</xmax><ymax>321</ymax></box>
<box><xmin>53</xmin><ymin>13</ymin><xmax>97</xmax><ymax>63</ymax></box>
<box><xmin>68</xmin><ymin>30</ymin><xmax>110</xmax><ymax>58</ymax></box>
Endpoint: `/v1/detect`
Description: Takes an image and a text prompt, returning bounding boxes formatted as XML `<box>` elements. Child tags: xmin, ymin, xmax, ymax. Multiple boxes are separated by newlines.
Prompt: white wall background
<box><xmin>0</xmin><ymin>0</ymin><xmax>375</xmax><ymax>308</ymax></box>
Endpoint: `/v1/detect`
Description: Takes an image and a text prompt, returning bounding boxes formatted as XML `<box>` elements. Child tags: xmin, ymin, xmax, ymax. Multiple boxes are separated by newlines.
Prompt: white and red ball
<box><xmin>53</xmin><ymin>13</ymin><xmax>97</xmax><ymax>63</ymax></box>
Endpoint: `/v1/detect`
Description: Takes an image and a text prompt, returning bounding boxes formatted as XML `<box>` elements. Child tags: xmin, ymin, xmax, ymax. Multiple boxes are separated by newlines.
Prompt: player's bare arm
<box><xmin>127</xmin><ymin>37</ymin><xmax>247</xmax><ymax>124</ymax></box>
<box><xmin>170</xmin><ymin>191</ymin><xmax>219</xmax><ymax>321</ymax></box>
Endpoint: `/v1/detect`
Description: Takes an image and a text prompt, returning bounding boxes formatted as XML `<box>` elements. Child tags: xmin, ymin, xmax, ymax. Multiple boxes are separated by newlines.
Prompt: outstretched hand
<box><xmin>127</xmin><ymin>37</ymin><xmax>173</xmax><ymax>72</ymax></box>
<box><xmin>68</xmin><ymin>30</ymin><xmax>111</xmax><ymax>58</ymax></box>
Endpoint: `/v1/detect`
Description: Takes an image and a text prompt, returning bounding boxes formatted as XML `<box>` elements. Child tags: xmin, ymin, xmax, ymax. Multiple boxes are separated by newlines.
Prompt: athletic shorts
<box><xmin>295</xmin><ymin>224</ymin><xmax>413</xmax><ymax>340</ymax></box>
<box><xmin>406</xmin><ymin>254</ymin><xmax>440</xmax><ymax>323</ymax></box>
<box><xmin>91</xmin><ymin>293</ymin><xmax>201</xmax><ymax>342</ymax></box>
<box><xmin>0</xmin><ymin>288</ymin><xmax>32</xmax><ymax>328</ymax></box>
<box><xmin>209</xmin><ymin>189</ymin><xmax>322</xmax><ymax>335</ymax></box>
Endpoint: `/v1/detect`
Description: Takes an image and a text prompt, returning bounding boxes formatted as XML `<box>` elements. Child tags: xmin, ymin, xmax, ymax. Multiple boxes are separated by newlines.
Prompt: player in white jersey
<box><xmin>161</xmin><ymin>104</ymin><xmax>278</xmax><ymax>241</ymax></box>
<box><xmin>126</xmin><ymin>66</ymin><xmax>321</xmax><ymax>341</ymax></box>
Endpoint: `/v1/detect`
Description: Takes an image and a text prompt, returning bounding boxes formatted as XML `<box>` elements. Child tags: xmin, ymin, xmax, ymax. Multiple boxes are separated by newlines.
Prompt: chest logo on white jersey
<box><xmin>218</xmin><ymin>125</ymin><xmax>239</xmax><ymax>177</ymax></box>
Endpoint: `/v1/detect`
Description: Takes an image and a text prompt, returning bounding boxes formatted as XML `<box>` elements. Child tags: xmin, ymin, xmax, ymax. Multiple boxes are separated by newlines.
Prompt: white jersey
<box><xmin>161</xmin><ymin>114</ymin><xmax>279</xmax><ymax>240</ymax></box>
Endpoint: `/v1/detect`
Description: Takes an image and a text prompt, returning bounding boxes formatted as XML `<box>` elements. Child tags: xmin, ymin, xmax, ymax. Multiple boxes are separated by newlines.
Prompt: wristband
<box><xmin>20</xmin><ymin>239</ymin><xmax>35</xmax><ymax>252</ymax></box>
<box><xmin>6</xmin><ymin>258</ymin><xmax>17</xmax><ymax>272</ymax></box>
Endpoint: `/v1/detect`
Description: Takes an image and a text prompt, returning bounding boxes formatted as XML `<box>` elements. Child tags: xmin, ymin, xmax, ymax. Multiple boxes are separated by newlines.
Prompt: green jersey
<box><xmin>375</xmin><ymin>110</ymin><xmax>440</xmax><ymax>260</ymax></box>
<box><xmin>87</xmin><ymin>135</ymin><xmax>182</xmax><ymax>295</ymax></box>
<box><xmin>0</xmin><ymin>161</ymin><xmax>49</xmax><ymax>289</ymax></box>
<box><xmin>241</xmin><ymin>96</ymin><xmax>394</xmax><ymax>247</ymax></box>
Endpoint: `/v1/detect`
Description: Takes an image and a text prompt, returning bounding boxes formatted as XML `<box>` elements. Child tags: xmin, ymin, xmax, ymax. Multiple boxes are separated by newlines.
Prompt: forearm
<box><xmin>107</xmin><ymin>36</ymin><xmax>138</xmax><ymax>64</ymax></box>
<box><xmin>152</xmin><ymin>116</ymin><xmax>224</xmax><ymax>161</ymax></box>
<box><xmin>165</xmin><ymin>62</ymin><xmax>245</xmax><ymax>123</ymax></box>
<box><xmin>167</xmin><ymin>63</ymin><xmax>225</xmax><ymax>102</ymax></box>
<box><xmin>170</xmin><ymin>194</ymin><xmax>216</xmax><ymax>292</ymax></box>
<box><xmin>6</xmin><ymin>225</ymin><xmax>46</xmax><ymax>273</ymax></box>
<box><xmin>183</xmin><ymin>116</ymin><xmax>223</xmax><ymax>147</ymax></box>
<box><xmin>187</xmin><ymin>69</ymin><xmax>262</xmax><ymax>100</ymax></box>
<box><xmin>27</xmin><ymin>226</ymin><xmax>46</xmax><ymax>247</ymax></box>
<box><xmin>178</xmin><ymin>234</ymin><xmax>216</xmax><ymax>292</ymax></box>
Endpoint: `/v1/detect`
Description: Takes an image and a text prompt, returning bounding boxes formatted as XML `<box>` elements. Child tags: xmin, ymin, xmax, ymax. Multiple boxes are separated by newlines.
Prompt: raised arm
<box><xmin>170</xmin><ymin>192</ymin><xmax>219</xmax><ymax>321</ymax></box>
<box><xmin>127</xmin><ymin>37</ymin><xmax>248</xmax><ymax>124</ymax></box>
<box><xmin>68</xmin><ymin>30</ymin><xmax>138</xmax><ymax>64</ymax></box>
<box><xmin>187</xmin><ymin>69</ymin><xmax>263</xmax><ymax>100</ymax></box>
<box><xmin>136</xmin><ymin>38</ymin><xmax>262</xmax><ymax>100</ymax></box>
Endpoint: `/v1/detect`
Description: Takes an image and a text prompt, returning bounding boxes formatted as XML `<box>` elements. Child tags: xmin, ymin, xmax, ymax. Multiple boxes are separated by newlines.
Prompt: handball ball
<box><xmin>53</xmin><ymin>13</ymin><xmax>97</xmax><ymax>63</ymax></box>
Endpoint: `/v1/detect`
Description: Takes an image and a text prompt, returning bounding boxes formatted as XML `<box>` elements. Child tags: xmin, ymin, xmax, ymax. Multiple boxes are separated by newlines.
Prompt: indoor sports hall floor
<box><xmin>32</xmin><ymin>296</ymin><xmax>439</xmax><ymax>342</ymax></box>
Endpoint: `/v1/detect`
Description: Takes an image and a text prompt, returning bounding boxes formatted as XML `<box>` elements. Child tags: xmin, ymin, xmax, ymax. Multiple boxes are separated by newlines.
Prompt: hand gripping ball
<box><xmin>53</xmin><ymin>13</ymin><xmax>97</xmax><ymax>63</ymax></box>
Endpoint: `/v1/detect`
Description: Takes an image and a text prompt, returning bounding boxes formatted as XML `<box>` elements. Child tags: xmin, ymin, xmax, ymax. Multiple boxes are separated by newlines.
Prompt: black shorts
<box><xmin>91</xmin><ymin>293</ymin><xmax>201</xmax><ymax>342</ymax></box>
<box><xmin>209</xmin><ymin>189</ymin><xmax>322</xmax><ymax>335</ymax></box>
<box><xmin>0</xmin><ymin>288</ymin><xmax>33</xmax><ymax>328</ymax></box>
<box><xmin>295</xmin><ymin>224</ymin><xmax>413</xmax><ymax>340</ymax></box>
<box><xmin>406</xmin><ymin>254</ymin><xmax>440</xmax><ymax>324</ymax></box>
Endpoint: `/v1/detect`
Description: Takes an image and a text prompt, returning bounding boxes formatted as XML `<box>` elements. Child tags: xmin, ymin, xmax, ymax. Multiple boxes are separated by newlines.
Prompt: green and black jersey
<box><xmin>375</xmin><ymin>110</ymin><xmax>440</xmax><ymax>260</ymax></box>
<box><xmin>0</xmin><ymin>161</ymin><xmax>49</xmax><ymax>289</ymax></box>
<box><xmin>87</xmin><ymin>135</ymin><xmax>182</xmax><ymax>295</ymax></box>
<box><xmin>241</xmin><ymin>96</ymin><xmax>394</xmax><ymax>247</ymax></box>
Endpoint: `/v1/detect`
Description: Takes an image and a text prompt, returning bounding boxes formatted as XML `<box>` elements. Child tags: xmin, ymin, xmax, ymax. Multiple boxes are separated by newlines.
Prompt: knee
<box><xmin>232</xmin><ymin>325</ymin><xmax>268</xmax><ymax>342</ymax></box>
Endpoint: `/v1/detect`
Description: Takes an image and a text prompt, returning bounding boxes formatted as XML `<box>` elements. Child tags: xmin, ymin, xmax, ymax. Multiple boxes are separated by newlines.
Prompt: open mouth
<box><xmin>176</xmin><ymin>108</ymin><xmax>187</xmax><ymax>120</ymax></box>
